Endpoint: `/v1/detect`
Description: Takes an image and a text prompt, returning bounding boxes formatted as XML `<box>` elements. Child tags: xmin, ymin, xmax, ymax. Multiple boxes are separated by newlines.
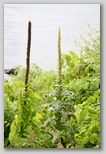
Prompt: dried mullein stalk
<box><xmin>24</xmin><ymin>21</ymin><xmax>31</xmax><ymax>105</ymax></box>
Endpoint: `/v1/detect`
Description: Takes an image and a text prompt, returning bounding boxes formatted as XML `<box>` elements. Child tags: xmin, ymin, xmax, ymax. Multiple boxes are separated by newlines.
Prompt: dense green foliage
<box><xmin>4</xmin><ymin>25</ymin><xmax>100</xmax><ymax>148</ymax></box>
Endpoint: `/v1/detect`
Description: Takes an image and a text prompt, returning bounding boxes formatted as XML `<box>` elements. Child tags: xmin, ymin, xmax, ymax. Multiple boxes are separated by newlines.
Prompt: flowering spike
<box><xmin>58</xmin><ymin>28</ymin><xmax>62</xmax><ymax>84</ymax></box>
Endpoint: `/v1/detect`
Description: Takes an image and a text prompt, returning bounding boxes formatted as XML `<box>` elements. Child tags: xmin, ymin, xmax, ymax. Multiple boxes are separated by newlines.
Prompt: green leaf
<box><xmin>9</xmin><ymin>121</ymin><xmax>16</xmax><ymax>142</ymax></box>
<box><xmin>42</xmin><ymin>117</ymin><xmax>55</xmax><ymax>128</ymax></box>
<box><xmin>87</xmin><ymin>96</ymin><xmax>96</xmax><ymax>105</ymax></box>
<box><xmin>32</xmin><ymin>121</ymin><xmax>40</xmax><ymax>137</ymax></box>
<box><xmin>89</xmin><ymin>133</ymin><xmax>97</xmax><ymax>144</ymax></box>
<box><xmin>33</xmin><ymin>112</ymin><xmax>43</xmax><ymax>124</ymax></box>
<box><xmin>36</xmin><ymin>112</ymin><xmax>43</xmax><ymax>120</ymax></box>
<box><xmin>48</xmin><ymin>107</ymin><xmax>54</xmax><ymax>112</ymax></box>
<box><xmin>34</xmin><ymin>92</ymin><xmax>41</xmax><ymax>100</ymax></box>
<box><xmin>57</xmin><ymin>142</ymin><xmax>64</xmax><ymax>148</ymax></box>
<box><xmin>75</xmin><ymin>105</ymin><xmax>82</xmax><ymax>115</ymax></box>
<box><xmin>80</xmin><ymin>108</ymin><xmax>88</xmax><ymax>120</ymax></box>
<box><xmin>31</xmin><ymin>110</ymin><xmax>36</xmax><ymax>117</ymax></box>
<box><xmin>88</xmin><ymin>107</ymin><xmax>97</xmax><ymax>114</ymax></box>
<box><xmin>52</xmin><ymin>130</ymin><xmax>61</xmax><ymax>144</ymax></box>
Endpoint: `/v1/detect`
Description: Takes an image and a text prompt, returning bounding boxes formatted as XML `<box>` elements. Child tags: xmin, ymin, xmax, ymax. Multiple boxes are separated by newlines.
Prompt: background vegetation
<box><xmin>4</xmin><ymin>25</ymin><xmax>100</xmax><ymax>148</ymax></box>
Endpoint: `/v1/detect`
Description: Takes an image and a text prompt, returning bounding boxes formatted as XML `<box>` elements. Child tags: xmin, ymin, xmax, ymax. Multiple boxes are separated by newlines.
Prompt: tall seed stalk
<box><xmin>57</xmin><ymin>27</ymin><xmax>62</xmax><ymax>100</ymax></box>
<box><xmin>58</xmin><ymin>28</ymin><xmax>62</xmax><ymax>84</ymax></box>
<box><xmin>55</xmin><ymin>28</ymin><xmax>62</xmax><ymax>130</ymax></box>
<box><xmin>24</xmin><ymin>21</ymin><xmax>31</xmax><ymax>105</ymax></box>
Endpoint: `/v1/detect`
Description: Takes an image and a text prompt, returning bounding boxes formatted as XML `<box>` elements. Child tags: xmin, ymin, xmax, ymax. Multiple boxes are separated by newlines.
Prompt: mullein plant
<box><xmin>41</xmin><ymin>28</ymin><xmax>76</xmax><ymax>148</ymax></box>
<box><xmin>8</xmin><ymin>22</ymin><xmax>40</xmax><ymax>146</ymax></box>
<box><xmin>8</xmin><ymin>21</ymin><xmax>32</xmax><ymax>142</ymax></box>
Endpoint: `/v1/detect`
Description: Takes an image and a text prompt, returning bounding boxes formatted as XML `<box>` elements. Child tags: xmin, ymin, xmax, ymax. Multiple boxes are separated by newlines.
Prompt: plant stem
<box><xmin>57</xmin><ymin>28</ymin><xmax>62</xmax><ymax>100</ymax></box>
<box><xmin>58</xmin><ymin>28</ymin><xmax>62</xmax><ymax>84</ymax></box>
<box><xmin>55</xmin><ymin>28</ymin><xmax>62</xmax><ymax>131</ymax></box>
<box><xmin>24</xmin><ymin>21</ymin><xmax>31</xmax><ymax>105</ymax></box>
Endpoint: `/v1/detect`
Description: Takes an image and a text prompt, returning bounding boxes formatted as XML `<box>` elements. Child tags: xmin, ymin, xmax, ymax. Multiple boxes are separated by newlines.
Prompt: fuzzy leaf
<box><xmin>42</xmin><ymin>117</ymin><xmax>55</xmax><ymax>127</ymax></box>
<box><xmin>52</xmin><ymin>130</ymin><xmax>61</xmax><ymax>144</ymax></box>
<box><xmin>48</xmin><ymin>107</ymin><xmax>54</xmax><ymax>112</ymax></box>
